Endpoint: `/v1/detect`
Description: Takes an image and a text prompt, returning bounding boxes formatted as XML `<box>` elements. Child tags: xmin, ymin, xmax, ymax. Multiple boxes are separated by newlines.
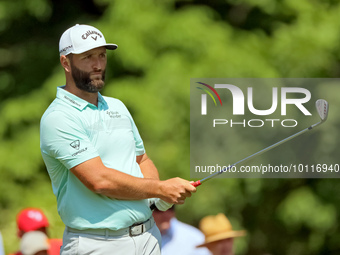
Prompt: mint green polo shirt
<box><xmin>40</xmin><ymin>86</ymin><xmax>151</xmax><ymax>230</ymax></box>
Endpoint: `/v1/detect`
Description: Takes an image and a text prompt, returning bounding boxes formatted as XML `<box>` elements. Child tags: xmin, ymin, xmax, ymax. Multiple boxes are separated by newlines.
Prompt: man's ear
<box><xmin>60</xmin><ymin>55</ymin><xmax>71</xmax><ymax>72</ymax></box>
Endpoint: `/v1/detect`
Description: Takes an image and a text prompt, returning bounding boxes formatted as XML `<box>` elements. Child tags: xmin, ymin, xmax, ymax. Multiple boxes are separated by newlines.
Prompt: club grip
<box><xmin>191</xmin><ymin>180</ymin><xmax>201</xmax><ymax>187</ymax></box>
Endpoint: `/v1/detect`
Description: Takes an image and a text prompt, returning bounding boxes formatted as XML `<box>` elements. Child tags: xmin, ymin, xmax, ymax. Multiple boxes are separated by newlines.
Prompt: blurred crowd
<box><xmin>1</xmin><ymin>207</ymin><xmax>246</xmax><ymax>255</ymax></box>
<box><xmin>153</xmin><ymin>206</ymin><xmax>246</xmax><ymax>255</ymax></box>
<box><xmin>3</xmin><ymin>208</ymin><xmax>62</xmax><ymax>255</ymax></box>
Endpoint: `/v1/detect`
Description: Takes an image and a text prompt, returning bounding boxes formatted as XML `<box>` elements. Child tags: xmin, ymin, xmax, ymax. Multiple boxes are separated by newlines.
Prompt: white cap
<box><xmin>20</xmin><ymin>231</ymin><xmax>50</xmax><ymax>255</ymax></box>
<box><xmin>59</xmin><ymin>24</ymin><xmax>118</xmax><ymax>56</ymax></box>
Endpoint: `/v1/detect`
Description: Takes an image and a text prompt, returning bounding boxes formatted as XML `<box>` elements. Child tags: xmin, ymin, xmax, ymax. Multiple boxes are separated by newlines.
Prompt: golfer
<box><xmin>40</xmin><ymin>24</ymin><xmax>196</xmax><ymax>255</ymax></box>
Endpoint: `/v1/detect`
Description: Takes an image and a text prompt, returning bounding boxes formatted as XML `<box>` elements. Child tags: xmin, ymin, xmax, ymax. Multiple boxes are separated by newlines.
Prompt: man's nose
<box><xmin>92</xmin><ymin>57</ymin><xmax>102</xmax><ymax>70</ymax></box>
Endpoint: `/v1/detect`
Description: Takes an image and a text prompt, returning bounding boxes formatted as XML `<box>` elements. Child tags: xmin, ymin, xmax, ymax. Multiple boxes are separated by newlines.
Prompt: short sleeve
<box><xmin>40</xmin><ymin>110</ymin><xmax>99</xmax><ymax>170</ymax></box>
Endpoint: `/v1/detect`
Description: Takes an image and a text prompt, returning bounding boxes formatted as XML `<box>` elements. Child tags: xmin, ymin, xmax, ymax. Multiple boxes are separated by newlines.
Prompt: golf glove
<box><xmin>149</xmin><ymin>198</ymin><xmax>173</xmax><ymax>211</ymax></box>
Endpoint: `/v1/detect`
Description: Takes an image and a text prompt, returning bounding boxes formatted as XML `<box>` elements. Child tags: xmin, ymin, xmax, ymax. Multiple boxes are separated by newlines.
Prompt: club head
<box><xmin>315</xmin><ymin>99</ymin><xmax>329</xmax><ymax>122</ymax></box>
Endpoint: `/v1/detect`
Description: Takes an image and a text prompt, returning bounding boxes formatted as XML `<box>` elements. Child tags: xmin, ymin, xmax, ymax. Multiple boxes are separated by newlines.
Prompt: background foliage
<box><xmin>0</xmin><ymin>0</ymin><xmax>339</xmax><ymax>254</ymax></box>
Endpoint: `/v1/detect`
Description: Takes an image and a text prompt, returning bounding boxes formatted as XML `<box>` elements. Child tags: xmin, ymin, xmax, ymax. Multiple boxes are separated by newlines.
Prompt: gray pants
<box><xmin>61</xmin><ymin>224</ymin><xmax>161</xmax><ymax>255</ymax></box>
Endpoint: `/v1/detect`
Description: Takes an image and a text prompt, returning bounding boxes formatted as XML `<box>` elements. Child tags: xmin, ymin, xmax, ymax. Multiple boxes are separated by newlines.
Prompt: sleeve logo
<box><xmin>70</xmin><ymin>140</ymin><xmax>80</xmax><ymax>150</ymax></box>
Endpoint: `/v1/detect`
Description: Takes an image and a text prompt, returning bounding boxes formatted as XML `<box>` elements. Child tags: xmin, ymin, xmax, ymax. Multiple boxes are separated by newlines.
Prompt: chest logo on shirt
<box><xmin>106</xmin><ymin>110</ymin><xmax>121</xmax><ymax>118</ymax></box>
<box><xmin>70</xmin><ymin>140</ymin><xmax>80</xmax><ymax>150</ymax></box>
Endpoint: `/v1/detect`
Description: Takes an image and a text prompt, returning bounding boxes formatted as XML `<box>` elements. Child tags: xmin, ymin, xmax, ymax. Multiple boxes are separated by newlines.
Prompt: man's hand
<box><xmin>158</xmin><ymin>177</ymin><xmax>196</xmax><ymax>204</ymax></box>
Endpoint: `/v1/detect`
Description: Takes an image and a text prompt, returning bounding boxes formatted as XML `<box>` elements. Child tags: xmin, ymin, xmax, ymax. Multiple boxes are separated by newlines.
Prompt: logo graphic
<box><xmin>194</xmin><ymin>80</ymin><xmax>314</xmax><ymax>128</ymax></box>
<box><xmin>27</xmin><ymin>210</ymin><xmax>43</xmax><ymax>221</ymax></box>
<box><xmin>106</xmin><ymin>111</ymin><xmax>121</xmax><ymax>118</ymax></box>
<box><xmin>199</xmin><ymin>83</ymin><xmax>312</xmax><ymax>117</ymax></box>
<box><xmin>91</xmin><ymin>36</ymin><xmax>97</xmax><ymax>41</ymax></box>
<box><xmin>82</xmin><ymin>30</ymin><xmax>103</xmax><ymax>40</ymax></box>
<box><xmin>59</xmin><ymin>45</ymin><xmax>73</xmax><ymax>54</ymax></box>
<box><xmin>196</xmin><ymin>82</ymin><xmax>222</xmax><ymax>115</ymax></box>
<box><xmin>70</xmin><ymin>140</ymin><xmax>80</xmax><ymax>150</ymax></box>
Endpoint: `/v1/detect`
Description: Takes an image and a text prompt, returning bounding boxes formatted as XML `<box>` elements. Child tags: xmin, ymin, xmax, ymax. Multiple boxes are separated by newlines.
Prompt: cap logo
<box><xmin>59</xmin><ymin>45</ymin><xmax>73</xmax><ymax>54</ymax></box>
<box><xmin>82</xmin><ymin>30</ymin><xmax>102</xmax><ymax>41</ymax></box>
<box><xmin>27</xmin><ymin>210</ymin><xmax>43</xmax><ymax>222</ymax></box>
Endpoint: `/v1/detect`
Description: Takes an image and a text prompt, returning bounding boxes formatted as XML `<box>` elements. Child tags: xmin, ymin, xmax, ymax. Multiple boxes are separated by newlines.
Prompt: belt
<box><xmin>67</xmin><ymin>217</ymin><xmax>154</xmax><ymax>237</ymax></box>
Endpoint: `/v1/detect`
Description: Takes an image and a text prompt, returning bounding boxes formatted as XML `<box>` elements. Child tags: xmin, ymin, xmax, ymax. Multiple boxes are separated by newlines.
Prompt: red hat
<box><xmin>17</xmin><ymin>208</ymin><xmax>49</xmax><ymax>232</ymax></box>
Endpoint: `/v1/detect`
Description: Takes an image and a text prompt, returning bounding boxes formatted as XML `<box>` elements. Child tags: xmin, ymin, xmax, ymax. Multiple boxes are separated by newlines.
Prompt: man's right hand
<box><xmin>158</xmin><ymin>177</ymin><xmax>196</xmax><ymax>204</ymax></box>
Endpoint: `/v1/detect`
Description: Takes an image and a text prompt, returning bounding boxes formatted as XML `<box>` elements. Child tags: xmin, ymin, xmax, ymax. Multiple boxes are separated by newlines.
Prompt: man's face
<box><xmin>206</xmin><ymin>238</ymin><xmax>234</xmax><ymax>255</ymax></box>
<box><xmin>68</xmin><ymin>47</ymin><xmax>107</xmax><ymax>93</ymax></box>
<box><xmin>152</xmin><ymin>210</ymin><xmax>175</xmax><ymax>235</ymax></box>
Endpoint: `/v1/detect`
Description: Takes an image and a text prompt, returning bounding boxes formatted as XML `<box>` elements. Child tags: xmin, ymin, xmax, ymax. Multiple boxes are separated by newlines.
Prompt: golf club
<box><xmin>150</xmin><ymin>99</ymin><xmax>329</xmax><ymax>210</ymax></box>
<box><xmin>191</xmin><ymin>99</ymin><xmax>329</xmax><ymax>187</ymax></box>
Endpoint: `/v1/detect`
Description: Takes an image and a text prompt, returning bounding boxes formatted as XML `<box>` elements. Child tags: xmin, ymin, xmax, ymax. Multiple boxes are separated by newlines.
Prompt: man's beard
<box><xmin>71</xmin><ymin>63</ymin><xmax>106</xmax><ymax>93</ymax></box>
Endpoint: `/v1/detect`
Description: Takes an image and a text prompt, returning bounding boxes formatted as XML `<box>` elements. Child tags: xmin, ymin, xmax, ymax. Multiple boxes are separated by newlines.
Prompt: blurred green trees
<box><xmin>0</xmin><ymin>0</ymin><xmax>339</xmax><ymax>254</ymax></box>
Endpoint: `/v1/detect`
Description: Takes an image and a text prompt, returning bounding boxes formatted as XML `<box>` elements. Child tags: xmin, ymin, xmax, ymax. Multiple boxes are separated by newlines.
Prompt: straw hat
<box><xmin>197</xmin><ymin>213</ymin><xmax>246</xmax><ymax>247</ymax></box>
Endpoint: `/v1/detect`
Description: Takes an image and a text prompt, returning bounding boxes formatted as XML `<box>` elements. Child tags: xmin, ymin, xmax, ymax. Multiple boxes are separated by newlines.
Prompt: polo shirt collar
<box><xmin>57</xmin><ymin>86</ymin><xmax>106</xmax><ymax>110</ymax></box>
<box><xmin>97</xmin><ymin>92</ymin><xmax>107</xmax><ymax>108</ymax></box>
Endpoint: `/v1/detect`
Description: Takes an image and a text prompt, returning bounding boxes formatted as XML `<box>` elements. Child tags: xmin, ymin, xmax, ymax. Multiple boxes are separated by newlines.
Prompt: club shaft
<box><xmin>193</xmin><ymin>121</ymin><xmax>322</xmax><ymax>186</ymax></box>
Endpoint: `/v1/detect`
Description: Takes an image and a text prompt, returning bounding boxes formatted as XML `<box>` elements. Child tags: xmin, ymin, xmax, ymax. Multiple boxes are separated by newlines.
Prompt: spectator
<box><xmin>0</xmin><ymin>231</ymin><xmax>5</xmax><ymax>255</ymax></box>
<box><xmin>153</xmin><ymin>206</ymin><xmax>210</xmax><ymax>255</ymax></box>
<box><xmin>20</xmin><ymin>231</ymin><xmax>49</xmax><ymax>255</ymax></box>
<box><xmin>197</xmin><ymin>213</ymin><xmax>246</xmax><ymax>255</ymax></box>
<box><xmin>9</xmin><ymin>208</ymin><xmax>62</xmax><ymax>255</ymax></box>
